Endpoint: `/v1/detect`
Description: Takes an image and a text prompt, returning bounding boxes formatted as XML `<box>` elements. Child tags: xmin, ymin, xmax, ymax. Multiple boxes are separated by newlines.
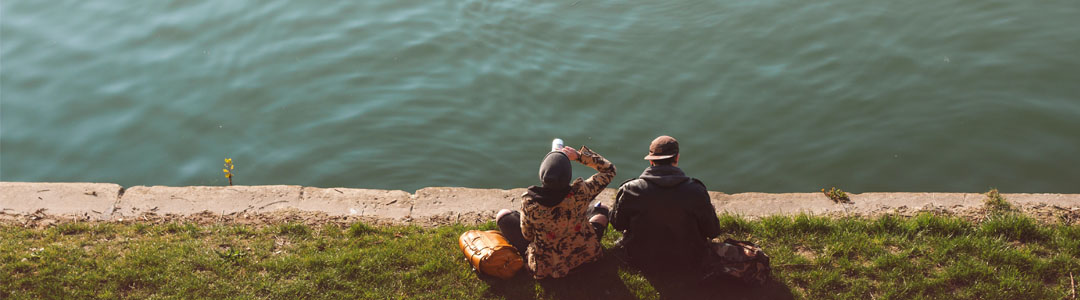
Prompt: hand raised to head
<box><xmin>560</xmin><ymin>146</ymin><xmax>579</xmax><ymax>161</ymax></box>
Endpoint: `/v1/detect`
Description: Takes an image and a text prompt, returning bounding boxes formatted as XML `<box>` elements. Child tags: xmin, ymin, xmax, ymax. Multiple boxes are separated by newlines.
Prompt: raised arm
<box><xmin>570</xmin><ymin>145</ymin><xmax>616</xmax><ymax>200</ymax></box>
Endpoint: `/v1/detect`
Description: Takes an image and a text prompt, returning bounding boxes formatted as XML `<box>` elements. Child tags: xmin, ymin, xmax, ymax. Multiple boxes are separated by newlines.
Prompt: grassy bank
<box><xmin>2</xmin><ymin>213</ymin><xmax>1077</xmax><ymax>299</ymax></box>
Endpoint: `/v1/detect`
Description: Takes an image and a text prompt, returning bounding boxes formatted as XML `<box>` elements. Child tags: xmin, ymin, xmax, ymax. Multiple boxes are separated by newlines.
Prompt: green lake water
<box><xmin>2</xmin><ymin>0</ymin><xmax>1079</xmax><ymax>192</ymax></box>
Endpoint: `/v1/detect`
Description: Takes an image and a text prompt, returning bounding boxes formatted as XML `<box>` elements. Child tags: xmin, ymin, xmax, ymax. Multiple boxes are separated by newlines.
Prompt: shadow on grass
<box><xmin>477</xmin><ymin>249</ymin><xmax>795</xmax><ymax>300</ymax></box>
<box><xmin>640</xmin><ymin>270</ymin><xmax>795</xmax><ymax>300</ymax></box>
<box><xmin>480</xmin><ymin>251</ymin><xmax>636</xmax><ymax>299</ymax></box>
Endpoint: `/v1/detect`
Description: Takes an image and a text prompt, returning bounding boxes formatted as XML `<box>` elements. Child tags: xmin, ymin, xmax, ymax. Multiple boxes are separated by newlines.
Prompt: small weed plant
<box><xmin>215</xmin><ymin>248</ymin><xmax>247</xmax><ymax>265</ymax></box>
<box><xmin>223</xmin><ymin>158</ymin><xmax>235</xmax><ymax>186</ymax></box>
<box><xmin>983</xmin><ymin>188</ymin><xmax>1013</xmax><ymax>214</ymax></box>
<box><xmin>822</xmin><ymin>187</ymin><xmax>851</xmax><ymax>203</ymax></box>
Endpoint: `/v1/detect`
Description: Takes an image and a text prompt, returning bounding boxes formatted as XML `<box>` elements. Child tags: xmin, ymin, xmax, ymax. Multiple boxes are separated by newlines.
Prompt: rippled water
<box><xmin>3</xmin><ymin>0</ymin><xmax>1079</xmax><ymax>192</ymax></box>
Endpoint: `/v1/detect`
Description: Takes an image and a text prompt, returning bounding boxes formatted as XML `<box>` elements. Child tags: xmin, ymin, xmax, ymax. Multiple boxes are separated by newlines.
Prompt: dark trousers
<box><xmin>496</xmin><ymin>205</ymin><xmax>610</xmax><ymax>255</ymax></box>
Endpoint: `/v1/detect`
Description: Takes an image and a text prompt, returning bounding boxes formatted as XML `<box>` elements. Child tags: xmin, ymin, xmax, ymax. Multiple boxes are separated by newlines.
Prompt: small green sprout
<box><xmin>822</xmin><ymin>187</ymin><xmax>850</xmax><ymax>203</ymax></box>
<box><xmin>223</xmin><ymin>158</ymin><xmax>235</xmax><ymax>186</ymax></box>
<box><xmin>984</xmin><ymin>188</ymin><xmax>1013</xmax><ymax>214</ymax></box>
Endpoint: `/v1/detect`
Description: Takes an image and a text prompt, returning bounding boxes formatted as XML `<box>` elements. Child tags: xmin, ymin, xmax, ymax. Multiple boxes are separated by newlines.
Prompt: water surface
<box><xmin>3</xmin><ymin>0</ymin><xmax>1079</xmax><ymax>192</ymax></box>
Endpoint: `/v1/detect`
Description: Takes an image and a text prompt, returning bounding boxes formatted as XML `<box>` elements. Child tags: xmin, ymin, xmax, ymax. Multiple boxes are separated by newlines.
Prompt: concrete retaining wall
<box><xmin>0</xmin><ymin>182</ymin><xmax>122</xmax><ymax>219</ymax></box>
<box><xmin>2</xmin><ymin>182</ymin><xmax>1078</xmax><ymax>223</ymax></box>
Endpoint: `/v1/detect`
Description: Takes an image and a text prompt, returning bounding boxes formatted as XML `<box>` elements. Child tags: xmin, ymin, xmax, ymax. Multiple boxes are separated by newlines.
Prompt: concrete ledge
<box><xmin>410</xmin><ymin>187</ymin><xmax>525</xmax><ymax>218</ymax></box>
<box><xmin>114</xmin><ymin>185</ymin><xmax>303</xmax><ymax>216</ymax></box>
<box><xmin>2</xmin><ymin>182</ymin><xmax>1078</xmax><ymax>226</ymax></box>
<box><xmin>407</xmin><ymin>188</ymin><xmax>622</xmax><ymax>222</ymax></box>
<box><xmin>996</xmin><ymin>193</ymin><xmax>1080</xmax><ymax>206</ymax></box>
<box><xmin>712</xmin><ymin>192</ymin><xmax>987</xmax><ymax>216</ymax></box>
<box><xmin>299</xmin><ymin>187</ymin><xmax>412</xmax><ymax>218</ymax></box>
<box><xmin>0</xmin><ymin>182</ymin><xmax>122</xmax><ymax>219</ymax></box>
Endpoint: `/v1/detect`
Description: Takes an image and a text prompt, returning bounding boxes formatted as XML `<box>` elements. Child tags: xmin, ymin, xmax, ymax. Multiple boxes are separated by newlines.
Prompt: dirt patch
<box><xmin>815</xmin><ymin>203</ymin><xmax>1079</xmax><ymax>226</ymax></box>
<box><xmin>794</xmin><ymin>246</ymin><xmax>817</xmax><ymax>261</ymax></box>
<box><xmin>0</xmin><ymin>209</ymin><xmax>501</xmax><ymax>229</ymax></box>
<box><xmin>885</xmin><ymin>245</ymin><xmax>901</xmax><ymax>255</ymax></box>
<box><xmin>1019</xmin><ymin>203</ymin><xmax>1080</xmax><ymax>225</ymax></box>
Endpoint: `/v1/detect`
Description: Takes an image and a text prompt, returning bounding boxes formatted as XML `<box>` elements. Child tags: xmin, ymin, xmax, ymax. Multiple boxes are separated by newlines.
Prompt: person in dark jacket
<box><xmin>611</xmin><ymin>135</ymin><xmax>721</xmax><ymax>272</ymax></box>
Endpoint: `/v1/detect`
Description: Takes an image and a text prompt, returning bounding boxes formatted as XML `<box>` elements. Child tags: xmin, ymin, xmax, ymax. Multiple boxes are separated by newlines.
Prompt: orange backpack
<box><xmin>458</xmin><ymin>230</ymin><xmax>524</xmax><ymax>279</ymax></box>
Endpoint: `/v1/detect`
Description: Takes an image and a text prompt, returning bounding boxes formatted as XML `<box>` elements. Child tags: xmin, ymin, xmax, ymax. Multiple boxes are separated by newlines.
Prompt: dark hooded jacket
<box><xmin>611</xmin><ymin>165</ymin><xmax>721</xmax><ymax>271</ymax></box>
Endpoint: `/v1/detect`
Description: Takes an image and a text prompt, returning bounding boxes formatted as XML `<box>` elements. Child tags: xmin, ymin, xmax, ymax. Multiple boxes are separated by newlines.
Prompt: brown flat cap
<box><xmin>644</xmin><ymin>135</ymin><xmax>679</xmax><ymax>160</ymax></box>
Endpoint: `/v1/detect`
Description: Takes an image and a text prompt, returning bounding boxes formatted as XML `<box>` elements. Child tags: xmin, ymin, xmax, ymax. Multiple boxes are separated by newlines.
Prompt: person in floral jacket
<box><xmin>496</xmin><ymin>145</ymin><xmax>616</xmax><ymax>279</ymax></box>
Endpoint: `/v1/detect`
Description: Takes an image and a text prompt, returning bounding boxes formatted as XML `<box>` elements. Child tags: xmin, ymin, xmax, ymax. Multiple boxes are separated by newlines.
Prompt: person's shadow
<box><xmin>640</xmin><ymin>269</ymin><xmax>796</xmax><ymax>300</ymax></box>
<box><xmin>477</xmin><ymin>249</ymin><xmax>794</xmax><ymax>300</ymax></box>
<box><xmin>479</xmin><ymin>248</ymin><xmax>636</xmax><ymax>300</ymax></box>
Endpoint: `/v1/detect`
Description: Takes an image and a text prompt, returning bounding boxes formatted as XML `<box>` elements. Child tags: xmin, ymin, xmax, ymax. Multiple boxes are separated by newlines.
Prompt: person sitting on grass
<box><xmin>612</xmin><ymin>135</ymin><xmax>721</xmax><ymax>273</ymax></box>
<box><xmin>495</xmin><ymin>145</ymin><xmax>616</xmax><ymax>279</ymax></box>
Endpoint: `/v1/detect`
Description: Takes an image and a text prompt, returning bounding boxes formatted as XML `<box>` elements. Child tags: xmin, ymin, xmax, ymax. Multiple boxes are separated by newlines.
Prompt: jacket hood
<box><xmin>527</xmin><ymin>151</ymin><xmax>572</xmax><ymax>207</ymax></box>
<box><xmin>526</xmin><ymin>185</ymin><xmax>569</xmax><ymax>207</ymax></box>
<box><xmin>638</xmin><ymin>165</ymin><xmax>690</xmax><ymax>188</ymax></box>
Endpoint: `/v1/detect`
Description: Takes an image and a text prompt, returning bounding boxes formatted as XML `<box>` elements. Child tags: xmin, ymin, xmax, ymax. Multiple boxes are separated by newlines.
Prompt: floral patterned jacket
<box><xmin>520</xmin><ymin>146</ymin><xmax>616</xmax><ymax>279</ymax></box>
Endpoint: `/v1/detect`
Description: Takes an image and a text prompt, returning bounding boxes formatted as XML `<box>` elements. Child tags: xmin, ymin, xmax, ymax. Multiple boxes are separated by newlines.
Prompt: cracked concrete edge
<box><xmin>299</xmin><ymin>187</ymin><xmax>412</xmax><ymax>219</ymax></box>
<box><xmin>2</xmin><ymin>182</ymin><xmax>1078</xmax><ymax>223</ymax></box>
<box><xmin>113</xmin><ymin>185</ymin><xmax>305</xmax><ymax>217</ymax></box>
<box><xmin>0</xmin><ymin>182</ymin><xmax>122</xmax><ymax>219</ymax></box>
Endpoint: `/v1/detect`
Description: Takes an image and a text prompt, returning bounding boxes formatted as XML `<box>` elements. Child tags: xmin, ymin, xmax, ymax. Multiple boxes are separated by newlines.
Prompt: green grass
<box><xmin>2</xmin><ymin>213</ymin><xmax>1077</xmax><ymax>299</ymax></box>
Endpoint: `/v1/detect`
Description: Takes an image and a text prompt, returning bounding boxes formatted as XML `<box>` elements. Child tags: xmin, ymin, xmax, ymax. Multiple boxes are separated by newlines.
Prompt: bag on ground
<box><xmin>702</xmin><ymin>238</ymin><xmax>771</xmax><ymax>285</ymax></box>
<box><xmin>458</xmin><ymin>230</ymin><xmax>524</xmax><ymax>279</ymax></box>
